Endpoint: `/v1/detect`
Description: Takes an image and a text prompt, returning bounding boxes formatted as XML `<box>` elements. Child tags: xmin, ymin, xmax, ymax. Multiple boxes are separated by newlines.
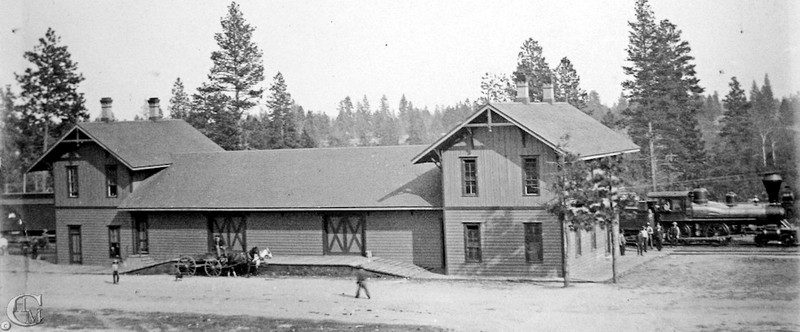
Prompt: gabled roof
<box><xmin>28</xmin><ymin>120</ymin><xmax>223</xmax><ymax>172</ymax></box>
<box><xmin>412</xmin><ymin>102</ymin><xmax>640</xmax><ymax>164</ymax></box>
<box><xmin>119</xmin><ymin>145</ymin><xmax>441</xmax><ymax>211</ymax></box>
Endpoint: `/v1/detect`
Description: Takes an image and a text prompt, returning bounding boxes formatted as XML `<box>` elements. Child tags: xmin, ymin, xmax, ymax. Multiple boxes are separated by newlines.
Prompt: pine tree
<box><xmin>15</xmin><ymin>28</ymin><xmax>88</xmax><ymax>154</ymax></box>
<box><xmin>331</xmin><ymin>97</ymin><xmax>355</xmax><ymax>146</ymax></box>
<box><xmin>718</xmin><ymin>77</ymin><xmax>754</xmax><ymax>173</ymax></box>
<box><xmin>479</xmin><ymin>73</ymin><xmax>515</xmax><ymax>104</ymax></box>
<box><xmin>621</xmin><ymin>0</ymin><xmax>706</xmax><ymax>186</ymax></box>
<box><xmin>514</xmin><ymin>38</ymin><xmax>552</xmax><ymax>102</ymax></box>
<box><xmin>209</xmin><ymin>1</ymin><xmax>264</xmax><ymax>113</ymax></box>
<box><xmin>1</xmin><ymin>86</ymin><xmax>25</xmax><ymax>189</ymax></box>
<box><xmin>373</xmin><ymin>95</ymin><xmax>399</xmax><ymax>146</ymax></box>
<box><xmin>354</xmin><ymin>95</ymin><xmax>373</xmax><ymax>146</ymax></box>
<box><xmin>553</xmin><ymin>57</ymin><xmax>588</xmax><ymax>110</ymax></box>
<box><xmin>168</xmin><ymin>78</ymin><xmax>191</xmax><ymax>120</ymax></box>
<box><xmin>749</xmin><ymin>75</ymin><xmax>779</xmax><ymax>167</ymax></box>
<box><xmin>265</xmin><ymin>72</ymin><xmax>298</xmax><ymax>149</ymax></box>
<box><xmin>191</xmin><ymin>1</ymin><xmax>264</xmax><ymax>150</ymax></box>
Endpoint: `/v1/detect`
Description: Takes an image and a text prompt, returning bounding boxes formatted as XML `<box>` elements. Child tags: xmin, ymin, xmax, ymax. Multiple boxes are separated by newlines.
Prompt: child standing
<box><xmin>112</xmin><ymin>259</ymin><xmax>120</xmax><ymax>284</ymax></box>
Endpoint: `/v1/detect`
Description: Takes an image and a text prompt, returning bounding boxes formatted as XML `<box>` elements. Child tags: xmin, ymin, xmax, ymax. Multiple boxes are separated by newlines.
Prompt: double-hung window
<box><xmin>522</xmin><ymin>156</ymin><xmax>540</xmax><ymax>195</ymax></box>
<box><xmin>106</xmin><ymin>165</ymin><xmax>118</xmax><ymax>198</ymax></box>
<box><xmin>66</xmin><ymin>166</ymin><xmax>79</xmax><ymax>198</ymax></box>
<box><xmin>461</xmin><ymin>158</ymin><xmax>478</xmax><ymax>196</ymax></box>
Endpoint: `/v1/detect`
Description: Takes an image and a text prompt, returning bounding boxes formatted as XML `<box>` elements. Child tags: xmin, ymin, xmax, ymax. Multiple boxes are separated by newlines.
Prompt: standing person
<box><xmin>355</xmin><ymin>267</ymin><xmax>371</xmax><ymax>299</ymax></box>
<box><xmin>646</xmin><ymin>222</ymin><xmax>654</xmax><ymax>250</ymax></box>
<box><xmin>637</xmin><ymin>226</ymin><xmax>647</xmax><ymax>256</ymax></box>
<box><xmin>619</xmin><ymin>230</ymin><xmax>626</xmax><ymax>256</ymax></box>
<box><xmin>112</xmin><ymin>259</ymin><xmax>120</xmax><ymax>284</ymax></box>
<box><xmin>654</xmin><ymin>223</ymin><xmax>663</xmax><ymax>251</ymax></box>
<box><xmin>669</xmin><ymin>222</ymin><xmax>681</xmax><ymax>246</ymax></box>
<box><xmin>213</xmin><ymin>234</ymin><xmax>226</xmax><ymax>257</ymax></box>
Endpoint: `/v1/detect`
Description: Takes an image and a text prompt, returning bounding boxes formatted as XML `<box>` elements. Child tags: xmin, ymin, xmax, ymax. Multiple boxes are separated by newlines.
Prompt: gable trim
<box><xmin>27</xmin><ymin>125</ymin><xmax>136</xmax><ymax>173</ymax></box>
<box><xmin>411</xmin><ymin>104</ymin><xmax>561</xmax><ymax>164</ymax></box>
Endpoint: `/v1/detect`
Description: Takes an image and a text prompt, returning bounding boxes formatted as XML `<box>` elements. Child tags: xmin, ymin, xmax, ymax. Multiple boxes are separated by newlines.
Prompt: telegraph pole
<box><xmin>649</xmin><ymin>122</ymin><xmax>657</xmax><ymax>191</ymax></box>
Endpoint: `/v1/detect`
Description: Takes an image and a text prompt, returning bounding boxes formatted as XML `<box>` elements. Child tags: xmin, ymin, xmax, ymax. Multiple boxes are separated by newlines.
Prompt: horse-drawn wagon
<box><xmin>175</xmin><ymin>247</ymin><xmax>271</xmax><ymax>277</ymax></box>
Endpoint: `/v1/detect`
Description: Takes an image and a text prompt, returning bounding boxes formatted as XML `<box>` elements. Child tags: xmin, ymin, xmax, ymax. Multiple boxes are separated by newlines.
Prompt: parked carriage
<box><xmin>175</xmin><ymin>247</ymin><xmax>271</xmax><ymax>277</ymax></box>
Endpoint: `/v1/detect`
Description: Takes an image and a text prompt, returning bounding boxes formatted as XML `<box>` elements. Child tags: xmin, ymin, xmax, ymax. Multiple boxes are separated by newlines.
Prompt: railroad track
<box><xmin>671</xmin><ymin>246</ymin><xmax>800</xmax><ymax>256</ymax></box>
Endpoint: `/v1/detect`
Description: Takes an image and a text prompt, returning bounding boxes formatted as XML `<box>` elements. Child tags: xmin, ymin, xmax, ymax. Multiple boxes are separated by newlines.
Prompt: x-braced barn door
<box><xmin>208</xmin><ymin>214</ymin><xmax>247</xmax><ymax>253</ymax></box>
<box><xmin>323</xmin><ymin>214</ymin><xmax>366</xmax><ymax>256</ymax></box>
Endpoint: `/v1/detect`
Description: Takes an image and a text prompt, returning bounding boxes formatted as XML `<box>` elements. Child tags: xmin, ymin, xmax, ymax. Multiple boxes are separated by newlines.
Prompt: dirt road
<box><xmin>1</xmin><ymin>254</ymin><xmax>797</xmax><ymax>331</ymax></box>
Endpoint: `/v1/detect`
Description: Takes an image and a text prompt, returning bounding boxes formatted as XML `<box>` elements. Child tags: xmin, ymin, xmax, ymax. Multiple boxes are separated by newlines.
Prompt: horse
<box><xmin>222</xmin><ymin>247</ymin><xmax>272</xmax><ymax>277</ymax></box>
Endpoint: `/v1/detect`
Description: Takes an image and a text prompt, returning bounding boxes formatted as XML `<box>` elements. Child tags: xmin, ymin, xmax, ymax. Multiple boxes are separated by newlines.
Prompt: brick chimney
<box><xmin>514</xmin><ymin>80</ymin><xmax>530</xmax><ymax>104</ymax></box>
<box><xmin>542</xmin><ymin>84</ymin><xmax>554</xmax><ymax>104</ymax></box>
<box><xmin>147</xmin><ymin>97</ymin><xmax>161</xmax><ymax>121</ymax></box>
<box><xmin>100</xmin><ymin>97</ymin><xmax>113</xmax><ymax>122</ymax></box>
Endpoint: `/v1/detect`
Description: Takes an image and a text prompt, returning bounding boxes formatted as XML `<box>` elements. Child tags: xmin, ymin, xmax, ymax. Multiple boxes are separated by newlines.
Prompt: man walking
<box><xmin>355</xmin><ymin>267</ymin><xmax>371</xmax><ymax>299</ymax></box>
<box><xmin>619</xmin><ymin>230</ymin><xmax>626</xmax><ymax>256</ymax></box>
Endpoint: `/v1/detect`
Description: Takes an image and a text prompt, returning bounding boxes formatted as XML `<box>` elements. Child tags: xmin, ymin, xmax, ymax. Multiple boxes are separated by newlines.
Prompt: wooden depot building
<box><xmin>27</xmin><ymin>84</ymin><xmax>638</xmax><ymax>277</ymax></box>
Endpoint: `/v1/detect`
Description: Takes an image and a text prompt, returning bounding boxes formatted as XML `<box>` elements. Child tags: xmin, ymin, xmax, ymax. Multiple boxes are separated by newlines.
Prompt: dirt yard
<box><xmin>1</xmin><ymin>253</ymin><xmax>798</xmax><ymax>331</ymax></box>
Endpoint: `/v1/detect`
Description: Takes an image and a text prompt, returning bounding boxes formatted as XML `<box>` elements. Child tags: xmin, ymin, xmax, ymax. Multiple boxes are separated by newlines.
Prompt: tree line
<box><xmin>2</xmin><ymin>0</ymin><xmax>796</xmax><ymax>202</ymax></box>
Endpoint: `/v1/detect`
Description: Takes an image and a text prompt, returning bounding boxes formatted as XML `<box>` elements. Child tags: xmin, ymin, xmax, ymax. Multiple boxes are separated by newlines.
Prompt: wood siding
<box><xmin>122</xmin><ymin>210</ymin><xmax>443</xmax><ymax>272</ymax></box>
<box><xmin>247</xmin><ymin>212</ymin><xmax>325</xmax><ymax>256</ymax></box>
<box><xmin>55</xmin><ymin>208</ymin><xmax>133</xmax><ymax>265</ymax></box>
<box><xmin>442</xmin><ymin>126</ymin><xmax>558</xmax><ymax>208</ymax></box>
<box><xmin>146</xmin><ymin>212</ymin><xmax>208</xmax><ymax>261</ymax></box>
<box><xmin>363</xmin><ymin>211</ymin><xmax>443</xmax><ymax>272</ymax></box>
<box><xmin>444</xmin><ymin>209</ymin><xmax>562</xmax><ymax>277</ymax></box>
<box><xmin>52</xmin><ymin>143</ymin><xmax>133</xmax><ymax>208</ymax></box>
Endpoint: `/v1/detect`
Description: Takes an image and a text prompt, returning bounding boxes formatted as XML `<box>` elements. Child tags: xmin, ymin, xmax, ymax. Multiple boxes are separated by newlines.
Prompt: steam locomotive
<box><xmin>619</xmin><ymin>173</ymin><xmax>796</xmax><ymax>245</ymax></box>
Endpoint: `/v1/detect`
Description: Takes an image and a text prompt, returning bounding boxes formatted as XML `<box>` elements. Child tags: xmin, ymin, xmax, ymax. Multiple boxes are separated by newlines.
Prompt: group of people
<box><xmin>619</xmin><ymin>222</ymin><xmax>682</xmax><ymax>256</ymax></box>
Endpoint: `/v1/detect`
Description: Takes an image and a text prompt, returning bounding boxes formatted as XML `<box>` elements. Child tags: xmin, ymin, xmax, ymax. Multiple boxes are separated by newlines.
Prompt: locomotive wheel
<box><xmin>702</xmin><ymin>223</ymin><xmax>730</xmax><ymax>237</ymax></box>
<box><xmin>176</xmin><ymin>256</ymin><xmax>196</xmax><ymax>277</ymax></box>
<box><xmin>680</xmin><ymin>224</ymin><xmax>692</xmax><ymax>239</ymax></box>
<box><xmin>205</xmin><ymin>259</ymin><xmax>223</xmax><ymax>277</ymax></box>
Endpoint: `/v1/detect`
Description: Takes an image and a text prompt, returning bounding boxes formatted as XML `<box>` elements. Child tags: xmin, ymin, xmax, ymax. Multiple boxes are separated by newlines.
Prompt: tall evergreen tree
<box><xmin>265</xmin><ymin>72</ymin><xmax>298</xmax><ymax>149</ymax></box>
<box><xmin>331</xmin><ymin>97</ymin><xmax>355</xmax><ymax>146</ymax></box>
<box><xmin>168</xmin><ymin>78</ymin><xmax>191</xmax><ymax>120</ymax></box>
<box><xmin>373</xmin><ymin>95</ymin><xmax>399</xmax><ymax>146</ymax></box>
<box><xmin>1</xmin><ymin>86</ymin><xmax>25</xmax><ymax>189</ymax></box>
<box><xmin>191</xmin><ymin>1</ymin><xmax>264</xmax><ymax>150</ymax></box>
<box><xmin>553</xmin><ymin>57</ymin><xmax>588</xmax><ymax>110</ymax></box>
<box><xmin>514</xmin><ymin>38</ymin><xmax>552</xmax><ymax>102</ymax></box>
<box><xmin>15</xmin><ymin>28</ymin><xmax>88</xmax><ymax>154</ymax></box>
<box><xmin>749</xmin><ymin>75</ymin><xmax>779</xmax><ymax>167</ymax></box>
<box><xmin>718</xmin><ymin>77</ymin><xmax>754</xmax><ymax>173</ymax></box>
<box><xmin>354</xmin><ymin>96</ymin><xmax>373</xmax><ymax>146</ymax></box>
<box><xmin>621</xmin><ymin>0</ymin><xmax>705</xmax><ymax>187</ymax></box>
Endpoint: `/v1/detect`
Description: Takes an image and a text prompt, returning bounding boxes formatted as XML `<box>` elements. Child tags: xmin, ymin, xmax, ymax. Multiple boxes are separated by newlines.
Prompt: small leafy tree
<box><xmin>548</xmin><ymin>142</ymin><xmax>629</xmax><ymax>286</ymax></box>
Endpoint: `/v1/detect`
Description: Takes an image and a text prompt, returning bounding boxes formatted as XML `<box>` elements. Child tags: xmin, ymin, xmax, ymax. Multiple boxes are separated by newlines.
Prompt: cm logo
<box><xmin>2</xmin><ymin>294</ymin><xmax>43</xmax><ymax>329</ymax></box>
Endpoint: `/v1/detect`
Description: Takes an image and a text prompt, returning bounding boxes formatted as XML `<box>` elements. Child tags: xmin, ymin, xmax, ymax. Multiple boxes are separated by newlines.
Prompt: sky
<box><xmin>1</xmin><ymin>0</ymin><xmax>798</xmax><ymax>121</ymax></box>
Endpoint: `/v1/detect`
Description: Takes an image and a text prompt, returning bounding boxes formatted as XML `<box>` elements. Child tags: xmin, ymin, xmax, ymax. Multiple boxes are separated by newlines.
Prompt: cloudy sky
<box><xmin>1</xmin><ymin>0</ymin><xmax>797</xmax><ymax>121</ymax></box>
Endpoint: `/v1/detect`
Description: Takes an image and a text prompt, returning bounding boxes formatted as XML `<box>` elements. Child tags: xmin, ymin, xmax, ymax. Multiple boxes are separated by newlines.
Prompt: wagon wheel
<box><xmin>176</xmin><ymin>256</ymin><xmax>196</xmax><ymax>277</ymax></box>
<box><xmin>205</xmin><ymin>258</ymin><xmax>223</xmax><ymax>277</ymax></box>
<box><xmin>702</xmin><ymin>223</ymin><xmax>730</xmax><ymax>237</ymax></box>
